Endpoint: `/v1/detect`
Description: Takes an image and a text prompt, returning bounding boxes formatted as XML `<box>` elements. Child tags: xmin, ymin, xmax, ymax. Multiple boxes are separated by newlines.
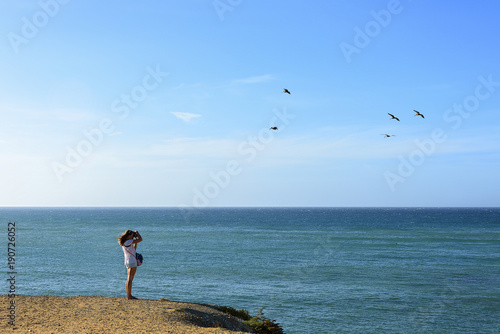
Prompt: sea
<box><xmin>2</xmin><ymin>207</ymin><xmax>499</xmax><ymax>333</ymax></box>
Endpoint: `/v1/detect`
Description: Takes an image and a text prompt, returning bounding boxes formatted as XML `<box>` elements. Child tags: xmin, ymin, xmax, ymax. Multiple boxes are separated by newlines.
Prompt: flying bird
<box><xmin>388</xmin><ymin>113</ymin><xmax>400</xmax><ymax>121</ymax></box>
<box><xmin>282</xmin><ymin>88</ymin><xmax>291</xmax><ymax>94</ymax></box>
<box><xmin>270</xmin><ymin>126</ymin><xmax>278</xmax><ymax>130</ymax></box>
<box><xmin>413</xmin><ymin>110</ymin><xmax>425</xmax><ymax>118</ymax></box>
<box><xmin>381</xmin><ymin>134</ymin><xmax>395</xmax><ymax>138</ymax></box>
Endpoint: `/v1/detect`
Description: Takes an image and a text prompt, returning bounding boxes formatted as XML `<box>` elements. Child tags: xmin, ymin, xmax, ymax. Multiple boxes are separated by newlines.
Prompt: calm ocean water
<box><xmin>2</xmin><ymin>207</ymin><xmax>500</xmax><ymax>333</ymax></box>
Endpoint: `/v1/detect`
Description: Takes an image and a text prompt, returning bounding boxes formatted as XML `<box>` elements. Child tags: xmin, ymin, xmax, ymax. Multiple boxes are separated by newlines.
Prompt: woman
<box><xmin>118</xmin><ymin>230</ymin><xmax>142</xmax><ymax>299</ymax></box>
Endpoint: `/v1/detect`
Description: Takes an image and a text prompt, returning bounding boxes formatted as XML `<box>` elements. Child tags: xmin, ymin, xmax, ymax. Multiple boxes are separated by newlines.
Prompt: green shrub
<box><xmin>218</xmin><ymin>306</ymin><xmax>285</xmax><ymax>334</ymax></box>
<box><xmin>216</xmin><ymin>306</ymin><xmax>251</xmax><ymax>321</ymax></box>
<box><xmin>243</xmin><ymin>308</ymin><xmax>285</xmax><ymax>334</ymax></box>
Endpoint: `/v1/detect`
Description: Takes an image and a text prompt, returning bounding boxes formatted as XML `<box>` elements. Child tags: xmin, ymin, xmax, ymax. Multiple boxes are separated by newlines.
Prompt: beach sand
<box><xmin>1</xmin><ymin>295</ymin><xmax>254</xmax><ymax>333</ymax></box>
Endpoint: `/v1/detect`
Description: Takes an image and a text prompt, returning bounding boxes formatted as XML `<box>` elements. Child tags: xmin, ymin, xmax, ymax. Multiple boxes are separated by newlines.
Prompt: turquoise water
<box><xmin>2</xmin><ymin>207</ymin><xmax>500</xmax><ymax>333</ymax></box>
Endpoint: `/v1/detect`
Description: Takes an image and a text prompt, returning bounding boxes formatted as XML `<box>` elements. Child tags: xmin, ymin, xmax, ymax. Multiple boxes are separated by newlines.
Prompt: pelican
<box><xmin>413</xmin><ymin>110</ymin><xmax>425</xmax><ymax>118</ymax></box>
<box><xmin>381</xmin><ymin>134</ymin><xmax>395</xmax><ymax>138</ymax></box>
<box><xmin>270</xmin><ymin>126</ymin><xmax>278</xmax><ymax>130</ymax></box>
<box><xmin>388</xmin><ymin>113</ymin><xmax>400</xmax><ymax>121</ymax></box>
<box><xmin>282</xmin><ymin>88</ymin><xmax>291</xmax><ymax>94</ymax></box>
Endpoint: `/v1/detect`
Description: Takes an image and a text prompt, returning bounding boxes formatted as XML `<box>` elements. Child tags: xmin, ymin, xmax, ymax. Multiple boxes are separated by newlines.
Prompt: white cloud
<box><xmin>107</xmin><ymin>131</ymin><xmax>122</xmax><ymax>137</ymax></box>
<box><xmin>232</xmin><ymin>74</ymin><xmax>275</xmax><ymax>85</ymax></box>
<box><xmin>170</xmin><ymin>112</ymin><xmax>202</xmax><ymax>122</ymax></box>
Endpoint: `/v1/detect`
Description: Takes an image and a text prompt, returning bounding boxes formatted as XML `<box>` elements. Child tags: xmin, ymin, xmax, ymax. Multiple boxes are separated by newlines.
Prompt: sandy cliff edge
<box><xmin>1</xmin><ymin>295</ymin><xmax>254</xmax><ymax>333</ymax></box>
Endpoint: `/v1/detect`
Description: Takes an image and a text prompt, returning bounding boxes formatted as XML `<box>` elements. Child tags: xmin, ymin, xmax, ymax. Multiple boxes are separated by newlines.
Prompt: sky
<box><xmin>1</xmin><ymin>0</ymin><xmax>499</xmax><ymax>207</ymax></box>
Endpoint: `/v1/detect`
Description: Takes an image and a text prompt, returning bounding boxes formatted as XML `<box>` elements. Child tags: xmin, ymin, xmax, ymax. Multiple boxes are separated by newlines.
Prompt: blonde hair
<box><xmin>117</xmin><ymin>230</ymin><xmax>134</xmax><ymax>246</ymax></box>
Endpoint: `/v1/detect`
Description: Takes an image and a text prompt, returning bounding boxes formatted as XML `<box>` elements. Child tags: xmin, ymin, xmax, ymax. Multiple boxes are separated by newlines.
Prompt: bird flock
<box><xmin>271</xmin><ymin>89</ymin><xmax>426</xmax><ymax>135</ymax></box>
<box><xmin>269</xmin><ymin>88</ymin><xmax>425</xmax><ymax>138</ymax></box>
<box><xmin>381</xmin><ymin>110</ymin><xmax>425</xmax><ymax>138</ymax></box>
<box><xmin>268</xmin><ymin>88</ymin><xmax>292</xmax><ymax>130</ymax></box>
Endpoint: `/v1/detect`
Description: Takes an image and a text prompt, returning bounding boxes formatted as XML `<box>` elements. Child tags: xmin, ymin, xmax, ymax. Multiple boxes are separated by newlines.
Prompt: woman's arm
<box><xmin>132</xmin><ymin>231</ymin><xmax>143</xmax><ymax>250</ymax></box>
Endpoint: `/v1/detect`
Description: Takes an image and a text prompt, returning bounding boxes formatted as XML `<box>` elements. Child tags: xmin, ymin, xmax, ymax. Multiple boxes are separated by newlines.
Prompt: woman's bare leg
<box><xmin>126</xmin><ymin>267</ymin><xmax>137</xmax><ymax>299</ymax></box>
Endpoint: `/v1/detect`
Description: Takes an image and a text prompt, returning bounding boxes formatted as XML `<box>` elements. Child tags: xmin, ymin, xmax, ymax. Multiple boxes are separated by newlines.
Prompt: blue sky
<box><xmin>1</xmin><ymin>0</ymin><xmax>499</xmax><ymax>207</ymax></box>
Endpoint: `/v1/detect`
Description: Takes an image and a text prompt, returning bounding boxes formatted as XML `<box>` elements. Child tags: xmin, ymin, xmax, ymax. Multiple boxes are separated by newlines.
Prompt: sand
<box><xmin>1</xmin><ymin>295</ymin><xmax>254</xmax><ymax>333</ymax></box>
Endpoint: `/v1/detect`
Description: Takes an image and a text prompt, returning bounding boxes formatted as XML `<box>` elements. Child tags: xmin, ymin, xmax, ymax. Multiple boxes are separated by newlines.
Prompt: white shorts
<box><xmin>125</xmin><ymin>257</ymin><xmax>137</xmax><ymax>269</ymax></box>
